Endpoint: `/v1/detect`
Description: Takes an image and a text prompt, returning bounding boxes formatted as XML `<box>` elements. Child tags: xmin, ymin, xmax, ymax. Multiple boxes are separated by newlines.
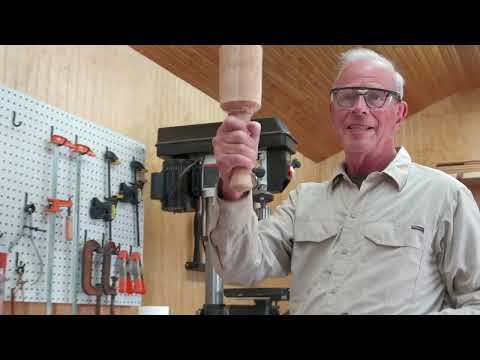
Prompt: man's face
<box><xmin>330</xmin><ymin>60</ymin><xmax>408</xmax><ymax>155</ymax></box>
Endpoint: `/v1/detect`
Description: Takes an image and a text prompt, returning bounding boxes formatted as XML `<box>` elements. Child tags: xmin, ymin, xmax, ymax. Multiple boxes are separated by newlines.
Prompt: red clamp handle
<box><xmin>130</xmin><ymin>252</ymin><xmax>146</xmax><ymax>295</ymax></box>
<box><xmin>71</xmin><ymin>143</ymin><xmax>95</xmax><ymax>157</ymax></box>
<box><xmin>50</xmin><ymin>134</ymin><xmax>95</xmax><ymax>157</ymax></box>
<box><xmin>50</xmin><ymin>134</ymin><xmax>72</xmax><ymax>147</ymax></box>
<box><xmin>46</xmin><ymin>198</ymin><xmax>73</xmax><ymax>214</ymax></box>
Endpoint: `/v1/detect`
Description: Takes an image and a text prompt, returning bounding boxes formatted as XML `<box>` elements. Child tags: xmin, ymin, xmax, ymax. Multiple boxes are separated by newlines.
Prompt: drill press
<box><xmin>151</xmin><ymin>117</ymin><xmax>299</xmax><ymax>315</ymax></box>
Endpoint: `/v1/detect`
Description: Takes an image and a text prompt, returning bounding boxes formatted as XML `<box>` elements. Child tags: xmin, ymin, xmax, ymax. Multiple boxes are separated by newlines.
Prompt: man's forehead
<box><xmin>335</xmin><ymin>60</ymin><xmax>396</xmax><ymax>89</ymax></box>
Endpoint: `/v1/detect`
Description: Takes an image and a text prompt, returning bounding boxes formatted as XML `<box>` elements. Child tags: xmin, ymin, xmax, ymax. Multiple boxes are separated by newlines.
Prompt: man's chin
<box><xmin>343</xmin><ymin>143</ymin><xmax>373</xmax><ymax>154</ymax></box>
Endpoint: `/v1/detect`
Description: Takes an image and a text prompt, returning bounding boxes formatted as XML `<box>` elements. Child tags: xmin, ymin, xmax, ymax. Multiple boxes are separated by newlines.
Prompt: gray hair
<box><xmin>334</xmin><ymin>48</ymin><xmax>405</xmax><ymax>99</ymax></box>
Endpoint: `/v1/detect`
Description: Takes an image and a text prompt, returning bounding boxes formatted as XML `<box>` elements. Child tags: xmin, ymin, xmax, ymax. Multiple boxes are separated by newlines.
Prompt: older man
<box><xmin>209</xmin><ymin>48</ymin><xmax>480</xmax><ymax>314</ymax></box>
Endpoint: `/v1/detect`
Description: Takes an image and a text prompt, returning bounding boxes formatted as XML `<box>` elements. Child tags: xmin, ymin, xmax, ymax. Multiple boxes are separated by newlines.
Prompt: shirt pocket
<box><xmin>359</xmin><ymin>222</ymin><xmax>425</xmax><ymax>306</ymax></box>
<box><xmin>290</xmin><ymin>219</ymin><xmax>342</xmax><ymax>313</ymax></box>
<box><xmin>294</xmin><ymin>219</ymin><xmax>341</xmax><ymax>244</ymax></box>
<box><xmin>361</xmin><ymin>222</ymin><xmax>423</xmax><ymax>250</ymax></box>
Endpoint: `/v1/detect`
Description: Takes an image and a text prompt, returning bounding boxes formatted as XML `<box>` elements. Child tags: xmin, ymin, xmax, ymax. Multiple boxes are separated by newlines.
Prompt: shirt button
<box><xmin>350</xmin><ymin>213</ymin><xmax>356</xmax><ymax>219</ymax></box>
<box><xmin>324</xmin><ymin>269</ymin><xmax>332</xmax><ymax>275</ymax></box>
<box><xmin>341</xmin><ymin>249</ymin><xmax>349</xmax><ymax>255</ymax></box>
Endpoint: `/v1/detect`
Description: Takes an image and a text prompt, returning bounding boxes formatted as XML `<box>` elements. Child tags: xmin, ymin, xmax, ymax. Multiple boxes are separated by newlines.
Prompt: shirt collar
<box><xmin>329</xmin><ymin>146</ymin><xmax>411</xmax><ymax>192</ymax></box>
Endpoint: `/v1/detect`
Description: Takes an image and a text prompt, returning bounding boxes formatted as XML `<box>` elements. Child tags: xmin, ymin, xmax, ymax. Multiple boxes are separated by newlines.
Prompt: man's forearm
<box><xmin>208</xmin><ymin>191</ymin><xmax>267</xmax><ymax>285</ymax></box>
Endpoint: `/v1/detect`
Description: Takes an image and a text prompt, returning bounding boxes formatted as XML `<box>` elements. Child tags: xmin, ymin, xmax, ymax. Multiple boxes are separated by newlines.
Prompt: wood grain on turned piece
<box><xmin>219</xmin><ymin>45</ymin><xmax>263</xmax><ymax>193</ymax></box>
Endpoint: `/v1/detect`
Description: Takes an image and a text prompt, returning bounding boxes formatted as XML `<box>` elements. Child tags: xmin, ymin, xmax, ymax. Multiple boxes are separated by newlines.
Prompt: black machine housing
<box><xmin>151</xmin><ymin>117</ymin><xmax>298</xmax><ymax>212</ymax></box>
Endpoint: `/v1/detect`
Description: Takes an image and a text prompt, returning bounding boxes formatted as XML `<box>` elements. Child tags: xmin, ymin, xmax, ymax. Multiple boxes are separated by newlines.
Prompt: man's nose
<box><xmin>351</xmin><ymin>95</ymin><xmax>369</xmax><ymax>114</ymax></box>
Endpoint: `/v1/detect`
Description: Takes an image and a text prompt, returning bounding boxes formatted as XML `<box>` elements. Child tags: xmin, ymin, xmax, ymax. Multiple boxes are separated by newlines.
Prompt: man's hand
<box><xmin>212</xmin><ymin>116</ymin><xmax>261</xmax><ymax>201</ymax></box>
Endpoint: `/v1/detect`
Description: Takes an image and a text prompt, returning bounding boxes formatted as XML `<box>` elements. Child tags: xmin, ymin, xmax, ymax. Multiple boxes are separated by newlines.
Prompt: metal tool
<box><xmin>131</xmin><ymin>159</ymin><xmax>146</xmax><ymax>247</ymax></box>
<box><xmin>89</xmin><ymin>148</ymin><xmax>120</xmax><ymax>241</ymax></box>
<box><xmin>81</xmin><ymin>231</ymin><xmax>103</xmax><ymax>315</ymax></box>
<box><xmin>117</xmin><ymin>249</ymin><xmax>133</xmax><ymax>294</ymax></box>
<box><xmin>129</xmin><ymin>251</ymin><xmax>146</xmax><ymax>295</ymax></box>
<box><xmin>8</xmin><ymin>193</ymin><xmax>45</xmax><ymax>286</ymax></box>
<box><xmin>69</xmin><ymin>135</ymin><xmax>95</xmax><ymax>315</ymax></box>
<box><xmin>10</xmin><ymin>252</ymin><xmax>27</xmax><ymax>315</ymax></box>
<box><xmin>45</xmin><ymin>126</ymin><xmax>65</xmax><ymax>315</ymax></box>
<box><xmin>102</xmin><ymin>241</ymin><xmax>120</xmax><ymax>315</ymax></box>
<box><xmin>105</xmin><ymin>149</ymin><xmax>119</xmax><ymax>243</ymax></box>
<box><xmin>0</xmin><ymin>244</ymin><xmax>7</xmax><ymax>315</ymax></box>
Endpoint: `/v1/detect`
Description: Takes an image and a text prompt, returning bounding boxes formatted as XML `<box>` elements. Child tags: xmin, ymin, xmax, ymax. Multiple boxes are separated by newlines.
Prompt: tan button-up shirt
<box><xmin>208</xmin><ymin>147</ymin><xmax>480</xmax><ymax>314</ymax></box>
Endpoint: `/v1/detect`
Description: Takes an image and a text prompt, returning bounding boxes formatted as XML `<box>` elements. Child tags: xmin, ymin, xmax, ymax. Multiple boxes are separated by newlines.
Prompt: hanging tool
<box><xmin>45</xmin><ymin>126</ymin><xmax>72</xmax><ymax>316</ymax></box>
<box><xmin>65</xmin><ymin>201</ymin><xmax>73</xmax><ymax>241</ymax></box>
<box><xmin>117</xmin><ymin>159</ymin><xmax>147</xmax><ymax>248</ymax></box>
<box><xmin>10</xmin><ymin>252</ymin><xmax>27</xmax><ymax>315</ymax></box>
<box><xmin>24</xmin><ymin>226</ymin><xmax>46</xmax><ymax>233</ymax></box>
<box><xmin>129</xmin><ymin>250</ymin><xmax>146</xmax><ymax>295</ymax></box>
<box><xmin>89</xmin><ymin>198</ymin><xmax>115</xmax><ymax>222</ymax></box>
<box><xmin>105</xmin><ymin>149</ymin><xmax>120</xmax><ymax>243</ymax></box>
<box><xmin>81</xmin><ymin>231</ymin><xmax>103</xmax><ymax>315</ymax></box>
<box><xmin>0</xmin><ymin>243</ymin><xmax>8</xmax><ymax>315</ymax></box>
<box><xmin>8</xmin><ymin>193</ymin><xmax>45</xmax><ymax>285</ymax></box>
<box><xmin>117</xmin><ymin>181</ymin><xmax>140</xmax><ymax>249</ymax></box>
<box><xmin>46</xmin><ymin>198</ymin><xmax>72</xmax><ymax>214</ymax></box>
<box><xmin>50</xmin><ymin>133</ymin><xmax>95</xmax><ymax>156</ymax></box>
<box><xmin>89</xmin><ymin>148</ymin><xmax>120</xmax><ymax>241</ymax></box>
<box><xmin>117</xmin><ymin>183</ymin><xmax>138</xmax><ymax>204</ymax></box>
<box><xmin>117</xmin><ymin>249</ymin><xmax>133</xmax><ymax>294</ymax></box>
<box><xmin>131</xmin><ymin>159</ymin><xmax>147</xmax><ymax>190</ymax></box>
<box><xmin>69</xmin><ymin>135</ymin><xmax>95</xmax><ymax>315</ymax></box>
<box><xmin>131</xmin><ymin>159</ymin><xmax>147</xmax><ymax>247</ymax></box>
<box><xmin>102</xmin><ymin>241</ymin><xmax>120</xmax><ymax>315</ymax></box>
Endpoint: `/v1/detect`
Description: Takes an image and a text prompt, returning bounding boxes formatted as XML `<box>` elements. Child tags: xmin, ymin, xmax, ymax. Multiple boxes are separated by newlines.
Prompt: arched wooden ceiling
<box><xmin>131</xmin><ymin>45</ymin><xmax>480</xmax><ymax>162</ymax></box>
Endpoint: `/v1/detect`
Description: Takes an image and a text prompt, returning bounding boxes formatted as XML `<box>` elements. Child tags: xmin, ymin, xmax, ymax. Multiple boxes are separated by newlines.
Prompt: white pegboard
<box><xmin>0</xmin><ymin>85</ymin><xmax>145</xmax><ymax>308</ymax></box>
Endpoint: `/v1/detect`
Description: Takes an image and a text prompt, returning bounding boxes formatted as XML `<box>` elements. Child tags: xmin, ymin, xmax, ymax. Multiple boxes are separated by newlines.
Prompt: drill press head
<box><xmin>151</xmin><ymin>118</ymin><xmax>298</xmax><ymax>213</ymax></box>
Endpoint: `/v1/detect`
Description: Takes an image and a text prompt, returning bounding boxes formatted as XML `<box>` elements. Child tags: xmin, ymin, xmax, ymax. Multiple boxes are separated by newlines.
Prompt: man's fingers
<box><xmin>223</xmin><ymin>130</ymin><xmax>257</xmax><ymax>148</ymax></box>
<box><xmin>218</xmin><ymin>116</ymin><xmax>248</xmax><ymax>134</ymax></box>
<box><xmin>221</xmin><ymin>143</ymin><xmax>257</xmax><ymax>162</ymax></box>
<box><xmin>247</xmin><ymin>121</ymin><xmax>261</xmax><ymax>144</ymax></box>
<box><xmin>216</xmin><ymin>154</ymin><xmax>254</xmax><ymax>176</ymax></box>
<box><xmin>213</xmin><ymin>117</ymin><xmax>260</xmax><ymax>185</ymax></box>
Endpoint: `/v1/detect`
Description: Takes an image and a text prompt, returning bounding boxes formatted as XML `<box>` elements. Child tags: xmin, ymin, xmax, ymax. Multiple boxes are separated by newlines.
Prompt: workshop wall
<box><xmin>0</xmin><ymin>45</ymin><xmax>322</xmax><ymax>315</ymax></box>
<box><xmin>0</xmin><ymin>45</ymin><xmax>227</xmax><ymax>314</ymax></box>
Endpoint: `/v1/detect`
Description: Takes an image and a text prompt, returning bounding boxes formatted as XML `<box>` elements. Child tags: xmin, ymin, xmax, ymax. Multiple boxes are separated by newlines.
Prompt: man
<box><xmin>209</xmin><ymin>47</ymin><xmax>480</xmax><ymax>314</ymax></box>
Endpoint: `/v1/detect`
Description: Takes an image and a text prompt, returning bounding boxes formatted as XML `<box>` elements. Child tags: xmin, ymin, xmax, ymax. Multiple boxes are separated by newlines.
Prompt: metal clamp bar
<box><xmin>46</xmin><ymin>140</ymin><xmax>59</xmax><ymax>315</ymax></box>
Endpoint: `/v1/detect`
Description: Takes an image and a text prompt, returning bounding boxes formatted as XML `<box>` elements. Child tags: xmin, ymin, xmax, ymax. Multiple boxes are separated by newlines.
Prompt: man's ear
<box><xmin>396</xmin><ymin>100</ymin><xmax>408</xmax><ymax>126</ymax></box>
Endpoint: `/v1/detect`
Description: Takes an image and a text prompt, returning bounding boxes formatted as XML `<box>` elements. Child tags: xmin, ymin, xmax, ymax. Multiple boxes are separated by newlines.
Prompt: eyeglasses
<box><xmin>330</xmin><ymin>87</ymin><xmax>402</xmax><ymax>109</ymax></box>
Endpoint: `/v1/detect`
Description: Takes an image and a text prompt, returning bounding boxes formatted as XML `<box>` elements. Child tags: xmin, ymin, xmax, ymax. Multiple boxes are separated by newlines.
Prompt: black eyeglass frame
<box><xmin>330</xmin><ymin>86</ymin><xmax>403</xmax><ymax>109</ymax></box>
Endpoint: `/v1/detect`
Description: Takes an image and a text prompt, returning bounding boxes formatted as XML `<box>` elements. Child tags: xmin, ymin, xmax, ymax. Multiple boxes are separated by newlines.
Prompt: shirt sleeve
<box><xmin>430</xmin><ymin>185</ymin><xmax>480</xmax><ymax>314</ymax></box>
<box><xmin>207</xmin><ymin>185</ymin><xmax>298</xmax><ymax>286</ymax></box>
